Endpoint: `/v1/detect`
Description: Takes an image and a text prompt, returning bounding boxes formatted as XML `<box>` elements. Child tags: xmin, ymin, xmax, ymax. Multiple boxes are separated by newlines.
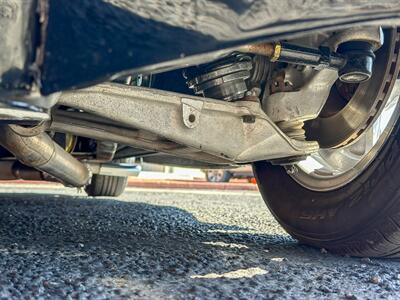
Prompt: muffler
<box><xmin>0</xmin><ymin>125</ymin><xmax>91</xmax><ymax>187</ymax></box>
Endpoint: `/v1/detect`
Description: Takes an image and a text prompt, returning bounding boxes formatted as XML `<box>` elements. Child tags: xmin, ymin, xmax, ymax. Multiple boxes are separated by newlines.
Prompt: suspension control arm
<box><xmin>58</xmin><ymin>83</ymin><xmax>319</xmax><ymax>164</ymax></box>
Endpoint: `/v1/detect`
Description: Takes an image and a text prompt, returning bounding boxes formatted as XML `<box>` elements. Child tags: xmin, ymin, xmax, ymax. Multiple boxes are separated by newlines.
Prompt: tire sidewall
<box><xmin>253</xmin><ymin>93</ymin><xmax>400</xmax><ymax>247</ymax></box>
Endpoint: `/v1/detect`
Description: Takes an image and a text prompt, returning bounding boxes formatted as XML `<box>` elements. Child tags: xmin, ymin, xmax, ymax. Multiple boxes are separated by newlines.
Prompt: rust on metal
<box><xmin>239</xmin><ymin>43</ymin><xmax>276</xmax><ymax>57</ymax></box>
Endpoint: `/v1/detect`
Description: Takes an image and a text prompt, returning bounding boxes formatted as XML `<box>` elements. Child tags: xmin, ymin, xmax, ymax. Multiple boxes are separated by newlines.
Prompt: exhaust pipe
<box><xmin>0</xmin><ymin>161</ymin><xmax>54</xmax><ymax>181</ymax></box>
<box><xmin>0</xmin><ymin>125</ymin><xmax>91</xmax><ymax>187</ymax></box>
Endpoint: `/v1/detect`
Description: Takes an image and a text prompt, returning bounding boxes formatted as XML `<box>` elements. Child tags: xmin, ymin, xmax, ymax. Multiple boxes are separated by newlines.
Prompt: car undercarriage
<box><xmin>2</xmin><ymin>0</ymin><xmax>400</xmax><ymax>257</ymax></box>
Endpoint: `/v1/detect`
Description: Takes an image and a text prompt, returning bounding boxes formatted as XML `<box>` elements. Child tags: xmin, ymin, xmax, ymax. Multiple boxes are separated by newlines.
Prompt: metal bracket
<box><xmin>182</xmin><ymin>98</ymin><xmax>203</xmax><ymax>129</ymax></box>
<box><xmin>264</xmin><ymin>68</ymin><xmax>338</xmax><ymax>123</ymax></box>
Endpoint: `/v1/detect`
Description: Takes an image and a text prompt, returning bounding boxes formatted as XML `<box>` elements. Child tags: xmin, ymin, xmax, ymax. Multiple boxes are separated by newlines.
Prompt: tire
<box><xmin>205</xmin><ymin>170</ymin><xmax>232</xmax><ymax>182</ymax></box>
<box><xmin>253</xmin><ymin>31</ymin><xmax>400</xmax><ymax>257</ymax></box>
<box><xmin>254</xmin><ymin>116</ymin><xmax>400</xmax><ymax>258</ymax></box>
<box><xmin>85</xmin><ymin>174</ymin><xmax>128</xmax><ymax>197</ymax></box>
<box><xmin>85</xmin><ymin>159</ymin><xmax>130</xmax><ymax>197</ymax></box>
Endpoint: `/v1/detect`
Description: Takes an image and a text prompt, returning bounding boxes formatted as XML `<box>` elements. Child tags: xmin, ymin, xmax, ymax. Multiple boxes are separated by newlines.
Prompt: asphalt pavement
<box><xmin>0</xmin><ymin>184</ymin><xmax>399</xmax><ymax>299</ymax></box>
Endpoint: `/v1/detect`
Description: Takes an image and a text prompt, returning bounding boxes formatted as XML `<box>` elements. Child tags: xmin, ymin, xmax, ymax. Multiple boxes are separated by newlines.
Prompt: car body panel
<box><xmin>39</xmin><ymin>0</ymin><xmax>400</xmax><ymax>94</ymax></box>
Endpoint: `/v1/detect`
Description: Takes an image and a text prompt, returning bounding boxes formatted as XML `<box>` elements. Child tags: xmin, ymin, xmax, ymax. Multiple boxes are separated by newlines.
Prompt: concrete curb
<box><xmin>127</xmin><ymin>179</ymin><xmax>258</xmax><ymax>191</ymax></box>
<box><xmin>0</xmin><ymin>179</ymin><xmax>258</xmax><ymax>191</ymax></box>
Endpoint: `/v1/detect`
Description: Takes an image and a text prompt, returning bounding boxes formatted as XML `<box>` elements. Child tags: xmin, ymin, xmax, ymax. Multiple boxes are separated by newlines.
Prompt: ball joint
<box><xmin>337</xmin><ymin>41</ymin><xmax>376</xmax><ymax>83</ymax></box>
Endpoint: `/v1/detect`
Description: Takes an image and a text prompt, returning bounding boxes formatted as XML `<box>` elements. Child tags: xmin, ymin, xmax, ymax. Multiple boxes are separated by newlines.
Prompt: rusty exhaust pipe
<box><xmin>0</xmin><ymin>125</ymin><xmax>91</xmax><ymax>187</ymax></box>
<box><xmin>0</xmin><ymin>161</ymin><xmax>51</xmax><ymax>181</ymax></box>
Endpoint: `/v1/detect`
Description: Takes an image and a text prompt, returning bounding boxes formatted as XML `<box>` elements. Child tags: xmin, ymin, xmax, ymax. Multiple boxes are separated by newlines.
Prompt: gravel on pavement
<box><xmin>0</xmin><ymin>184</ymin><xmax>399</xmax><ymax>299</ymax></box>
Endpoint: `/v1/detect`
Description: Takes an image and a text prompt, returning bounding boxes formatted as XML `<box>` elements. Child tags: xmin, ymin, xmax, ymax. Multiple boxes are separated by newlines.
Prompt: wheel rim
<box><xmin>207</xmin><ymin>170</ymin><xmax>224</xmax><ymax>182</ymax></box>
<box><xmin>290</xmin><ymin>29</ymin><xmax>400</xmax><ymax>191</ymax></box>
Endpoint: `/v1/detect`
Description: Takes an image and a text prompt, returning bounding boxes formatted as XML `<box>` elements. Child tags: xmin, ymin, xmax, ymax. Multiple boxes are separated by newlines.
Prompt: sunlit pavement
<box><xmin>0</xmin><ymin>184</ymin><xmax>399</xmax><ymax>299</ymax></box>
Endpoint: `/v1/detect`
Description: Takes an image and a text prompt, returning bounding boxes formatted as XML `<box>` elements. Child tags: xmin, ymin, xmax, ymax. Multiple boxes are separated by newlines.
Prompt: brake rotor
<box><xmin>306</xmin><ymin>28</ymin><xmax>400</xmax><ymax>149</ymax></box>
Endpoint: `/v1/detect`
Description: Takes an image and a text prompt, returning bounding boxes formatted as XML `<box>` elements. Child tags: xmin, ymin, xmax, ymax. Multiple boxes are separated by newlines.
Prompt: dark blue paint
<box><xmin>40</xmin><ymin>0</ymin><xmax>400</xmax><ymax>95</ymax></box>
